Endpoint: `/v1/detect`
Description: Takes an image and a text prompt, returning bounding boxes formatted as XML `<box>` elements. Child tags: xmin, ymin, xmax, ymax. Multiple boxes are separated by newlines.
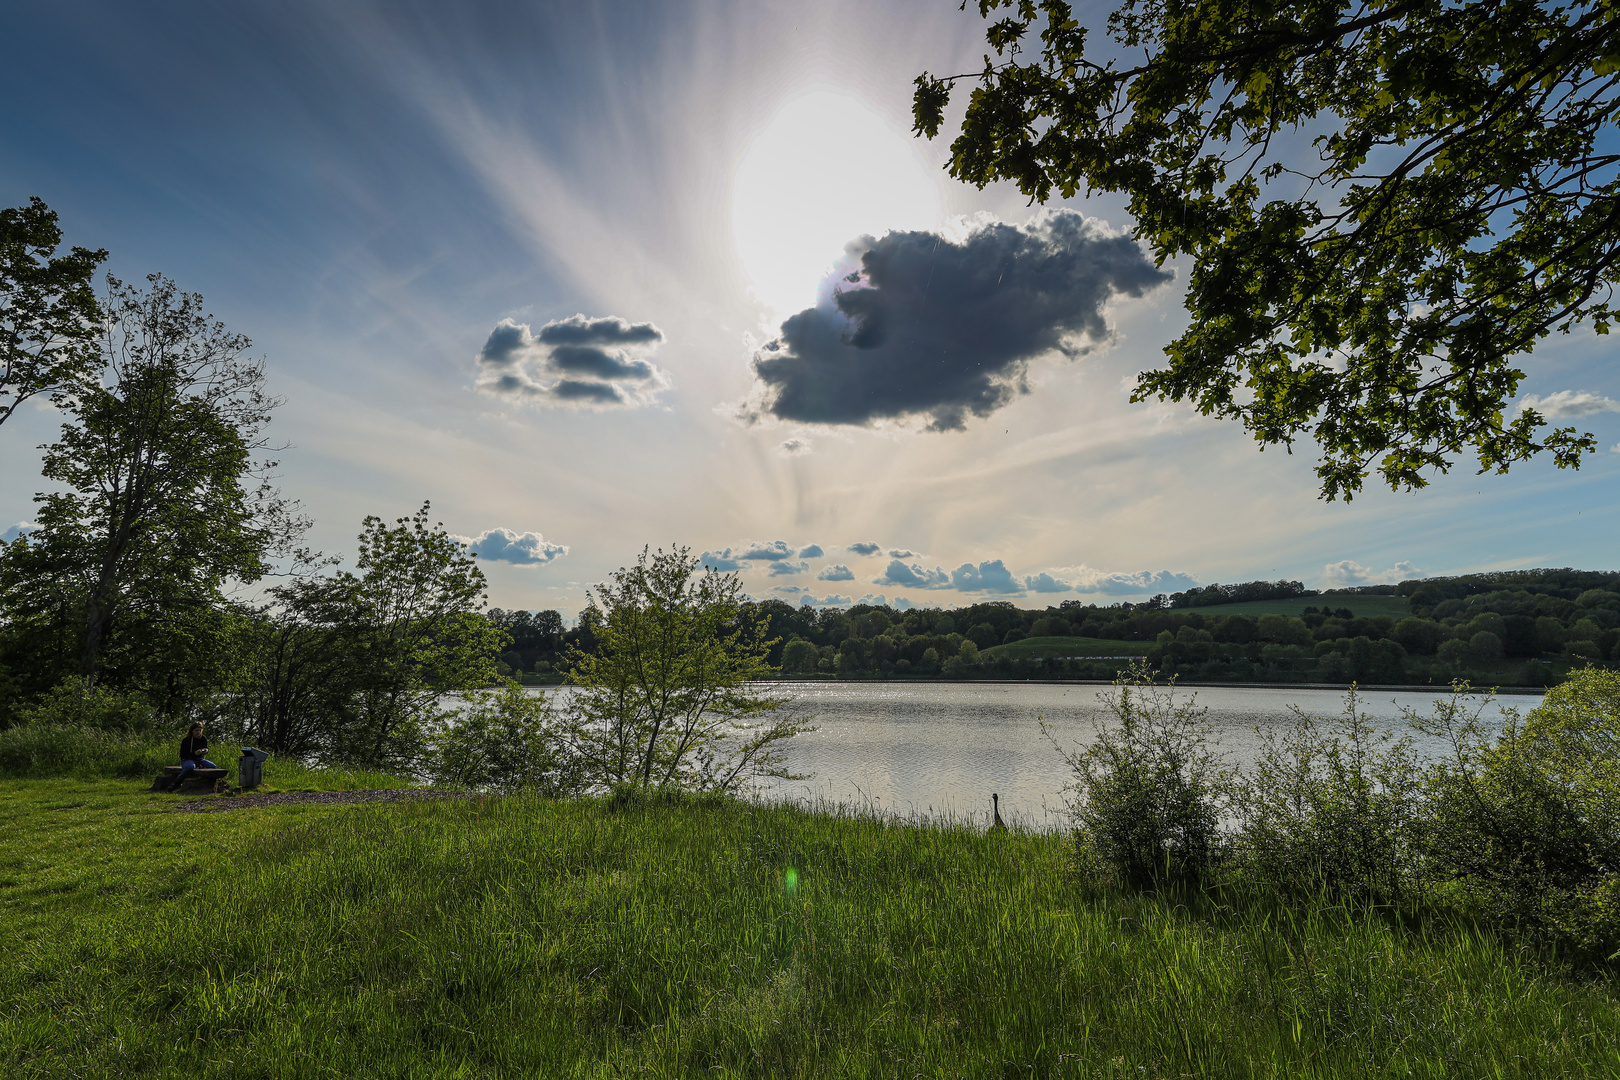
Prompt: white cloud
<box><xmin>846</xmin><ymin>541</ymin><xmax>882</xmax><ymax>556</ymax></box>
<box><xmin>817</xmin><ymin>564</ymin><xmax>855</xmax><ymax>581</ymax></box>
<box><xmin>1518</xmin><ymin>390</ymin><xmax>1620</xmax><ymax>419</ymax></box>
<box><xmin>1024</xmin><ymin>572</ymin><xmax>1071</xmax><ymax>593</ymax></box>
<box><xmin>767</xmin><ymin>560</ymin><xmax>809</xmax><ymax>577</ymax></box>
<box><xmin>873</xmin><ymin>560</ymin><xmax>952</xmax><ymax>590</ymax></box>
<box><xmin>798</xmin><ymin>544</ymin><xmax>823</xmax><ymax>558</ymax></box>
<box><xmin>1319</xmin><ymin>559</ymin><xmax>1420</xmax><ymax>589</ymax></box>
<box><xmin>2</xmin><ymin>522</ymin><xmax>38</xmax><ymax>544</ymax></box>
<box><xmin>457</xmin><ymin>527</ymin><xmax>568</xmax><ymax>566</ymax></box>
<box><xmin>1045</xmin><ymin>565</ymin><xmax>1201</xmax><ymax>595</ymax></box>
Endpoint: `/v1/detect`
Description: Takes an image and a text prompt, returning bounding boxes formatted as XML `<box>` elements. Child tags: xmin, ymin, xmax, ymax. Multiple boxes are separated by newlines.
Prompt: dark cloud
<box><xmin>887</xmin><ymin>548</ymin><xmax>919</xmax><ymax>559</ymax></box>
<box><xmin>737</xmin><ymin>539</ymin><xmax>795</xmax><ymax>561</ymax></box>
<box><xmin>456</xmin><ymin>527</ymin><xmax>568</xmax><ymax>566</ymax></box>
<box><xmin>474</xmin><ymin>314</ymin><xmax>666</xmax><ymax>409</ymax></box>
<box><xmin>874</xmin><ymin>560</ymin><xmax>951</xmax><ymax>590</ymax></box>
<box><xmin>1024</xmin><ymin>572</ymin><xmax>1071</xmax><ymax>593</ymax></box>
<box><xmin>768</xmin><ymin>560</ymin><xmax>808</xmax><ymax>577</ymax></box>
<box><xmin>699</xmin><ymin>549</ymin><xmax>748</xmax><ymax>571</ymax></box>
<box><xmin>798</xmin><ymin>544</ymin><xmax>824</xmax><ymax>558</ymax></box>
<box><xmin>817</xmin><ymin>564</ymin><xmax>854</xmax><ymax>581</ymax></box>
<box><xmin>847</xmin><ymin>541</ymin><xmax>882</xmax><ymax>556</ymax></box>
<box><xmin>743</xmin><ymin>210</ymin><xmax>1172</xmax><ymax>430</ymax></box>
<box><xmin>547</xmin><ymin>345</ymin><xmax>657</xmax><ymax>382</ymax></box>
<box><xmin>779</xmin><ymin>438</ymin><xmax>812</xmax><ymax>455</ymax></box>
<box><xmin>536</xmin><ymin>314</ymin><xmax>664</xmax><ymax>347</ymax></box>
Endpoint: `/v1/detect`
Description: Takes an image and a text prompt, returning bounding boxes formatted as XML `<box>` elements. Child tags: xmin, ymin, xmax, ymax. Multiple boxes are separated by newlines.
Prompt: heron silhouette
<box><xmin>990</xmin><ymin>792</ymin><xmax>1007</xmax><ymax>832</ymax></box>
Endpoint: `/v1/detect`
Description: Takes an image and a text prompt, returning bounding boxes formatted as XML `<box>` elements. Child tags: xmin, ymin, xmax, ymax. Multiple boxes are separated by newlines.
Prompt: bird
<box><xmin>990</xmin><ymin>792</ymin><xmax>1007</xmax><ymax>832</ymax></box>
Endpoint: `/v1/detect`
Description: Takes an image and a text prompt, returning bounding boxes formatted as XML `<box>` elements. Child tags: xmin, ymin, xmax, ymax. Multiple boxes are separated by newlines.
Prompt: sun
<box><xmin>731</xmin><ymin>88</ymin><xmax>943</xmax><ymax>318</ymax></box>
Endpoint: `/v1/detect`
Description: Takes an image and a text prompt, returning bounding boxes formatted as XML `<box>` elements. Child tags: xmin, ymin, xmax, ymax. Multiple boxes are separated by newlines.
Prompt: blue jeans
<box><xmin>177</xmin><ymin>758</ymin><xmax>217</xmax><ymax>780</ymax></box>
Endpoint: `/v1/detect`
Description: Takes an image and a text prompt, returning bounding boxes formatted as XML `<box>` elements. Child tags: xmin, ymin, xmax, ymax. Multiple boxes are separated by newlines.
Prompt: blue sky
<box><xmin>3</xmin><ymin>0</ymin><xmax>1617</xmax><ymax>617</ymax></box>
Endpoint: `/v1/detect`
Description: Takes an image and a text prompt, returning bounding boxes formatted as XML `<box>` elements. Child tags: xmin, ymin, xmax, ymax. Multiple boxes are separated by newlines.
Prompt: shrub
<box><xmin>426</xmin><ymin>684</ymin><xmax>578</xmax><ymax>796</ymax></box>
<box><xmin>1233</xmin><ymin>689</ymin><xmax>1422</xmax><ymax>899</ymax></box>
<box><xmin>16</xmin><ymin>678</ymin><xmax>164</xmax><ymax>735</ymax></box>
<box><xmin>0</xmin><ymin>723</ymin><xmax>173</xmax><ymax>779</ymax></box>
<box><xmin>1048</xmin><ymin>664</ymin><xmax>1228</xmax><ymax>889</ymax></box>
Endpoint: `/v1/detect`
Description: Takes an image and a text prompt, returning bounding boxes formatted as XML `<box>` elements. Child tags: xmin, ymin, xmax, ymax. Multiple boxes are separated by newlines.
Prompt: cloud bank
<box><xmin>1320</xmin><ymin>560</ymin><xmax>1420</xmax><ymax>589</ymax></box>
<box><xmin>475</xmin><ymin>313</ymin><xmax>667</xmax><ymax>408</ymax></box>
<box><xmin>1519</xmin><ymin>390</ymin><xmax>1620</xmax><ymax>419</ymax></box>
<box><xmin>457</xmin><ymin>527</ymin><xmax>568</xmax><ymax>566</ymax></box>
<box><xmin>740</xmin><ymin>210</ymin><xmax>1172</xmax><ymax>431</ymax></box>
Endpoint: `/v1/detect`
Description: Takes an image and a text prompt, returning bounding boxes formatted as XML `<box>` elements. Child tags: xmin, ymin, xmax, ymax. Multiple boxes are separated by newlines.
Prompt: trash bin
<box><xmin>239</xmin><ymin>747</ymin><xmax>270</xmax><ymax>790</ymax></box>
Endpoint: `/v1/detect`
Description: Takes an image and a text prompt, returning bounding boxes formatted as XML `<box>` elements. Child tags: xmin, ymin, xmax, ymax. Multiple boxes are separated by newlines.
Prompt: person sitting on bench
<box><xmin>169</xmin><ymin>721</ymin><xmax>217</xmax><ymax>790</ymax></box>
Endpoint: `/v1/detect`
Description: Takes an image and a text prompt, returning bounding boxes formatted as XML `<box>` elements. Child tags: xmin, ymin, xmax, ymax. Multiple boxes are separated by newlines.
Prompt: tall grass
<box><xmin>0</xmin><ymin>724</ymin><xmax>174</xmax><ymax>780</ymax></box>
<box><xmin>3</xmin><ymin>791</ymin><xmax>1617</xmax><ymax>1078</ymax></box>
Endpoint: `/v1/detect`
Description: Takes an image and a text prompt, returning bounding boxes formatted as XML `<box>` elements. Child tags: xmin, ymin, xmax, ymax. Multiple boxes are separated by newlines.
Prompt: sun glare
<box><xmin>731</xmin><ymin>88</ymin><xmax>943</xmax><ymax>317</ymax></box>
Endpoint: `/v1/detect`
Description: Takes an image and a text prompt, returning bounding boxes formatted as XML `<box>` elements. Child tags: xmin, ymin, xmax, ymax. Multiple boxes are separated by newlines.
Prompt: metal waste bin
<box><xmin>239</xmin><ymin>746</ymin><xmax>270</xmax><ymax>790</ymax></box>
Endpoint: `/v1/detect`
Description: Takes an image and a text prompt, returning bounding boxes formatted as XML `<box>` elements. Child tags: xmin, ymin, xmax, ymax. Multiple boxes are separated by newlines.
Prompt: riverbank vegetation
<box><xmin>5</xmin><ymin>776</ymin><xmax>1620</xmax><ymax>1078</ymax></box>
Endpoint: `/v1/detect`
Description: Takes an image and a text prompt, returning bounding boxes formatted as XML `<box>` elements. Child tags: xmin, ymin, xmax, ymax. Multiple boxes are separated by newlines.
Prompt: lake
<box><xmin>749</xmin><ymin>681</ymin><xmax>1542</xmax><ymax>831</ymax></box>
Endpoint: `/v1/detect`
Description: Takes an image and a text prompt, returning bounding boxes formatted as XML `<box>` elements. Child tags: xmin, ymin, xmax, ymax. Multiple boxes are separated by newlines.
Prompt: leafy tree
<box><xmin>565</xmin><ymin>546</ymin><xmax>808</xmax><ymax>794</ymax></box>
<box><xmin>915</xmin><ymin>0</ymin><xmax>1620</xmax><ymax>497</ymax></box>
<box><xmin>0</xmin><ymin>274</ymin><xmax>300</xmax><ymax>709</ymax></box>
<box><xmin>427</xmin><ymin>684</ymin><xmax>578</xmax><ymax>796</ymax></box>
<box><xmin>1</xmin><ymin>198</ymin><xmax>106</xmax><ymax>430</ymax></box>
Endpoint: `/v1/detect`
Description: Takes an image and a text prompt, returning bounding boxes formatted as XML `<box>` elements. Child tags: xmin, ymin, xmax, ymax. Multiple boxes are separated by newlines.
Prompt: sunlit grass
<box><xmin>3</xmin><ymin>783</ymin><xmax>1617</xmax><ymax>1077</ymax></box>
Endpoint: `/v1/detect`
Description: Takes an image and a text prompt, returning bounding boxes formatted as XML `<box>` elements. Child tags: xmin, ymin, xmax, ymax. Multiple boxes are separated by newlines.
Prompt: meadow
<box><xmin>4</xmin><ymin>775</ymin><xmax>1619</xmax><ymax>1079</ymax></box>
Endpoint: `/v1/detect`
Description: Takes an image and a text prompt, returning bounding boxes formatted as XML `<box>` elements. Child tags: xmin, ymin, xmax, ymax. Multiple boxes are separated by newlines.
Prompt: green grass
<box><xmin>982</xmin><ymin>636</ymin><xmax>1148</xmax><ymax>661</ymax></box>
<box><xmin>3</xmin><ymin>780</ymin><xmax>1618</xmax><ymax>1078</ymax></box>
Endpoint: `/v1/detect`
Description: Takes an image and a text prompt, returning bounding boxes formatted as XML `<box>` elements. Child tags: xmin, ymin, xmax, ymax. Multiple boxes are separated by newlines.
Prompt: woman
<box><xmin>169</xmin><ymin>721</ymin><xmax>218</xmax><ymax>790</ymax></box>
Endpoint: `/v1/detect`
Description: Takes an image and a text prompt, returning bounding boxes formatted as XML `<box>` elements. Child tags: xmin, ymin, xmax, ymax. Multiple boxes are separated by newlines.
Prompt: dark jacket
<box><xmin>180</xmin><ymin>734</ymin><xmax>209</xmax><ymax>762</ymax></box>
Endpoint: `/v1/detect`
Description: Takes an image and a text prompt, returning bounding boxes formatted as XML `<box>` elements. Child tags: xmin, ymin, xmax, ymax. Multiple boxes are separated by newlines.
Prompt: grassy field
<box><xmin>982</xmin><ymin>637</ymin><xmax>1148</xmax><ymax>662</ymax></box>
<box><xmin>4</xmin><ymin>778</ymin><xmax>1619</xmax><ymax>1078</ymax></box>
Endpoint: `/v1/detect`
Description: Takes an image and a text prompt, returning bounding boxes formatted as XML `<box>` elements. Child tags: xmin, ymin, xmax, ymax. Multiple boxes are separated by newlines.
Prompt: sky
<box><xmin>2</xmin><ymin>0</ymin><xmax>1617</xmax><ymax>618</ymax></box>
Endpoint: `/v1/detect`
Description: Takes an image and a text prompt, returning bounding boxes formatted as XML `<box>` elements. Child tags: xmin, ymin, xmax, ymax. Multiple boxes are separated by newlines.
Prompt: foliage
<box><xmin>13</xmin><ymin>676</ymin><xmax>162</xmax><ymax>736</ymax></box>
<box><xmin>0</xmin><ymin>274</ymin><xmax>301</xmax><ymax>711</ymax></box>
<box><xmin>1234</xmin><ymin>689</ymin><xmax>1423</xmax><ymax>898</ymax></box>
<box><xmin>565</xmin><ymin>546</ymin><xmax>809</xmax><ymax>794</ymax></box>
<box><xmin>220</xmin><ymin>504</ymin><xmax>505</xmax><ymax>772</ymax></box>
<box><xmin>914</xmin><ymin>0</ymin><xmax>1619</xmax><ymax>497</ymax></box>
<box><xmin>1047</xmin><ymin>663</ymin><xmax>1229</xmax><ymax>887</ymax></box>
<box><xmin>0</xmin><ymin>197</ymin><xmax>106</xmax><ymax>430</ymax></box>
<box><xmin>426</xmin><ymin>684</ymin><xmax>579</xmax><ymax>796</ymax></box>
<box><xmin>0</xmin><ymin>724</ymin><xmax>172</xmax><ymax>780</ymax></box>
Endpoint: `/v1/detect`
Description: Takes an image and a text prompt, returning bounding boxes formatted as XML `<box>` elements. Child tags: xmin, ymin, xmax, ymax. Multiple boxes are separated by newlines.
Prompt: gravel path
<box><xmin>172</xmin><ymin>788</ymin><xmax>476</xmax><ymax>813</ymax></box>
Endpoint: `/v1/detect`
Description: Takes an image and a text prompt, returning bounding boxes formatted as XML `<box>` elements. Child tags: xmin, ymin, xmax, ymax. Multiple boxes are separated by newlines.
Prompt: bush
<box><xmin>1048</xmin><ymin>664</ymin><xmax>1228</xmax><ymax>889</ymax></box>
<box><xmin>16</xmin><ymin>678</ymin><xmax>164</xmax><ymax>735</ymax></box>
<box><xmin>426</xmin><ymin>684</ymin><xmax>578</xmax><ymax>796</ymax></box>
<box><xmin>1234</xmin><ymin>689</ymin><xmax>1422</xmax><ymax>898</ymax></box>
<box><xmin>0</xmin><ymin>723</ymin><xmax>173</xmax><ymax>779</ymax></box>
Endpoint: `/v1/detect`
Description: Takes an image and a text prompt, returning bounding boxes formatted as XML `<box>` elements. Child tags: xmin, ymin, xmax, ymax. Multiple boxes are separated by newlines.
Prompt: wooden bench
<box><xmin>149</xmin><ymin>767</ymin><xmax>229</xmax><ymax>794</ymax></box>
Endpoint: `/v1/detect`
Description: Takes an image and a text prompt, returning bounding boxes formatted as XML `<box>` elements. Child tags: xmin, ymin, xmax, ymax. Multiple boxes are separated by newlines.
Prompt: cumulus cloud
<box><xmin>2</xmin><ymin>521</ymin><xmax>38</xmax><ymax>544</ymax></box>
<box><xmin>847</xmin><ymin>541</ymin><xmax>882</xmax><ymax>556</ymax></box>
<box><xmin>1320</xmin><ymin>560</ymin><xmax>1421</xmax><ymax>589</ymax></box>
<box><xmin>474</xmin><ymin>313</ymin><xmax>667</xmax><ymax>409</ymax></box>
<box><xmin>1046</xmin><ymin>566</ymin><xmax>1202</xmax><ymax>595</ymax></box>
<box><xmin>950</xmin><ymin>560</ymin><xmax>1022</xmax><ymax>594</ymax></box>
<box><xmin>780</xmin><ymin>438</ymin><xmax>812</xmax><ymax>455</ymax></box>
<box><xmin>738</xmin><ymin>210</ymin><xmax>1172</xmax><ymax>431</ymax></box>
<box><xmin>799</xmin><ymin>593</ymin><xmax>853</xmax><ymax>607</ymax></box>
<box><xmin>1024</xmin><ymin>572</ymin><xmax>1072</xmax><ymax>593</ymax></box>
<box><xmin>1518</xmin><ymin>390</ymin><xmax>1620</xmax><ymax>419</ymax></box>
<box><xmin>737</xmin><ymin>539</ymin><xmax>795</xmax><ymax>561</ymax></box>
<box><xmin>887</xmin><ymin>548</ymin><xmax>919</xmax><ymax>559</ymax></box>
<box><xmin>817</xmin><ymin>564</ymin><xmax>855</xmax><ymax>581</ymax></box>
<box><xmin>874</xmin><ymin>559</ymin><xmax>952</xmax><ymax>590</ymax></box>
<box><xmin>457</xmin><ymin>527</ymin><xmax>568</xmax><ymax>566</ymax></box>
<box><xmin>768</xmin><ymin>560</ymin><xmax>809</xmax><ymax>577</ymax></box>
<box><xmin>771</xmin><ymin>585</ymin><xmax>805</xmax><ymax>595</ymax></box>
<box><xmin>798</xmin><ymin>544</ymin><xmax>824</xmax><ymax>558</ymax></box>
<box><xmin>699</xmin><ymin>549</ymin><xmax>749</xmax><ymax>571</ymax></box>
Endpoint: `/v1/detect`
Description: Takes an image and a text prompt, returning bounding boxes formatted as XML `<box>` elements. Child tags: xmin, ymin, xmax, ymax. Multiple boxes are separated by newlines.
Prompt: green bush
<box><xmin>1048</xmin><ymin>664</ymin><xmax>1228</xmax><ymax>889</ymax></box>
<box><xmin>1234</xmin><ymin>689</ymin><xmax>1422</xmax><ymax>899</ymax></box>
<box><xmin>425</xmin><ymin>684</ymin><xmax>578</xmax><ymax>796</ymax></box>
<box><xmin>16</xmin><ymin>677</ymin><xmax>164</xmax><ymax>735</ymax></box>
<box><xmin>0</xmin><ymin>723</ymin><xmax>174</xmax><ymax>779</ymax></box>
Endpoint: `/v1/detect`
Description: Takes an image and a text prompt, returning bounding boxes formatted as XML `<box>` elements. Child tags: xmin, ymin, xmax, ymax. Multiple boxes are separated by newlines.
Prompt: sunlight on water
<box><xmin>754</xmin><ymin>682</ymin><xmax>1542</xmax><ymax>832</ymax></box>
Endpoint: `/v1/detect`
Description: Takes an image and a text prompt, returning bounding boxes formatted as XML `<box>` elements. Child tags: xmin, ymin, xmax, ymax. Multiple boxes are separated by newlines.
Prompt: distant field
<box><xmin>1171</xmin><ymin>592</ymin><xmax>1411</xmax><ymax>620</ymax></box>
<box><xmin>982</xmin><ymin>636</ymin><xmax>1149</xmax><ymax>661</ymax></box>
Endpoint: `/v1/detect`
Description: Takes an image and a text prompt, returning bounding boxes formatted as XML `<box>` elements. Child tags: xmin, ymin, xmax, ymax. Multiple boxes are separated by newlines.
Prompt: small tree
<box><xmin>566</xmin><ymin>546</ymin><xmax>808</xmax><ymax>795</ymax></box>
